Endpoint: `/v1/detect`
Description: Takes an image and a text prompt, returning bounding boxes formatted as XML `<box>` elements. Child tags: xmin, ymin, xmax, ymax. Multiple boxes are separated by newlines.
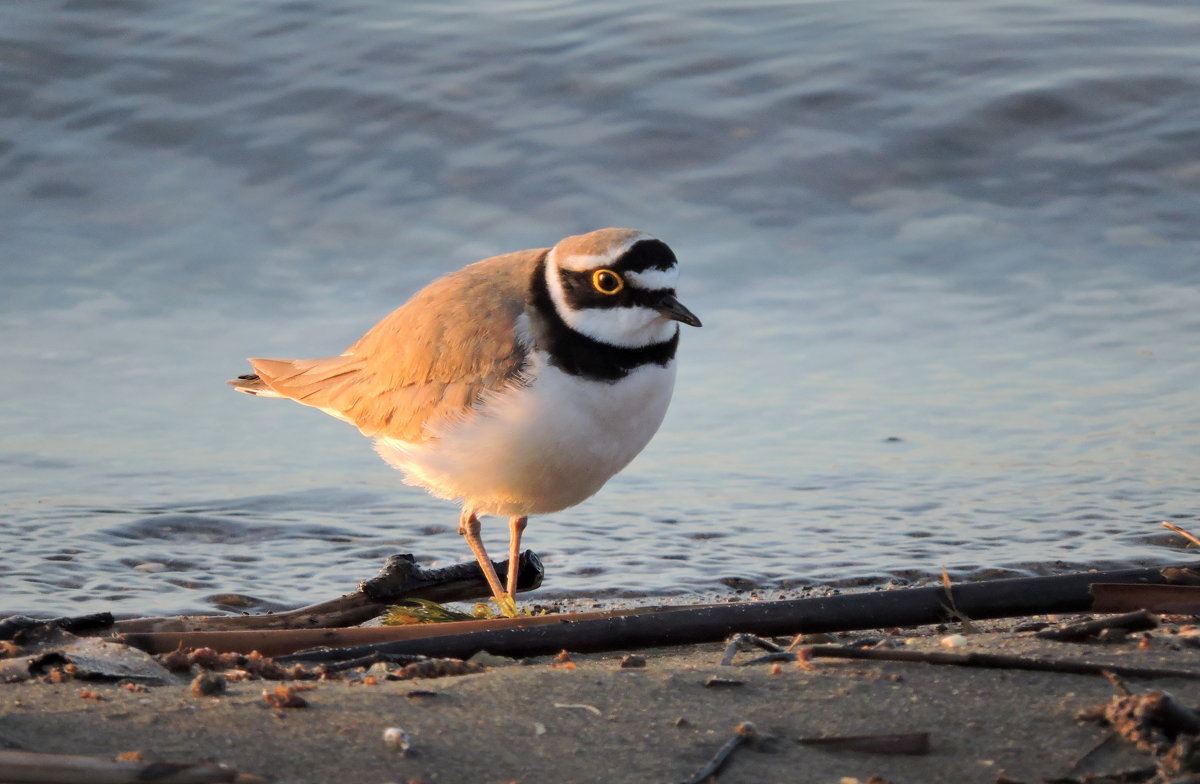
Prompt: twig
<box><xmin>741</xmin><ymin>645</ymin><xmax>1200</xmax><ymax>681</ymax></box>
<box><xmin>1161</xmin><ymin>568</ymin><xmax>1200</xmax><ymax>586</ymax></box>
<box><xmin>1043</xmin><ymin>768</ymin><xmax>1157</xmax><ymax>783</ymax></box>
<box><xmin>1163</xmin><ymin>521</ymin><xmax>1200</xmax><ymax>549</ymax></box>
<box><xmin>554</xmin><ymin>703</ymin><xmax>602</xmax><ymax>716</ymax></box>
<box><xmin>1103</xmin><ymin>670</ymin><xmax>1132</xmax><ymax>697</ymax></box>
<box><xmin>0</xmin><ymin>750</ymin><xmax>249</xmax><ymax>783</ymax></box>
<box><xmin>1036</xmin><ymin>610</ymin><xmax>1158</xmax><ymax>642</ymax></box>
<box><xmin>797</xmin><ymin>731</ymin><xmax>930</xmax><ymax>755</ymax></box>
<box><xmin>1065</xmin><ymin>731</ymin><xmax>1118</xmax><ymax>773</ymax></box>
<box><xmin>679</xmin><ymin>722</ymin><xmax>758</xmax><ymax>784</ymax></box>
<box><xmin>318</xmin><ymin>651</ymin><xmax>429</xmax><ymax>674</ymax></box>
<box><xmin>941</xmin><ymin>566</ymin><xmax>980</xmax><ymax>633</ymax></box>
<box><xmin>719</xmin><ymin>633</ymin><xmax>783</xmax><ymax>666</ymax></box>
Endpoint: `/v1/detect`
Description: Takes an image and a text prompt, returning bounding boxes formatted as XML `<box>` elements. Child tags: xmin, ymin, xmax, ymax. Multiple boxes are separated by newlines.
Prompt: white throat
<box><xmin>544</xmin><ymin>251</ymin><xmax>680</xmax><ymax>349</ymax></box>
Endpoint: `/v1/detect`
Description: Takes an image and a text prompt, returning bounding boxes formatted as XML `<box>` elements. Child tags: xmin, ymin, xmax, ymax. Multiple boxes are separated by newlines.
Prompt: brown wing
<box><xmin>238</xmin><ymin>247</ymin><xmax>545</xmax><ymax>442</ymax></box>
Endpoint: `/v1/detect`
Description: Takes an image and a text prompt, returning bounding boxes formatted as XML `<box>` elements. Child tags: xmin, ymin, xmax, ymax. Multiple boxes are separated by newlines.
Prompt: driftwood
<box><xmin>1036</xmin><ymin>610</ymin><xmax>1159</xmax><ymax>642</ymax></box>
<box><xmin>0</xmin><ymin>750</ymin><xmax>251</xmax><ymax>784</ymax></box>
<box><xmin>1092</xmin><ymin>584</ymin><xmax>1200</xmax><ymax>615</ymax></box>
<box><xmin>1072</xmin><ymin>671</ymin><xmax>1200</xmax><ymax>781</ymax></box>
<box><xmin>109</xmin><ymin>551</ymin><xmax>542</xmax><ymax>635</ymax></box>
<box><xmin>0</xmin><ymin>613</ymin><xmax>114</xmax><ymax>642</ymax></box>
<box><xmin>120</xmin><ymin>605</ymin><xmax>665</xmax><ymax>657</ymax></box>
<box><xmin>275</xmin><ymin>562</ymin><xmax>1200</xmax><ymax>663</ymax></box>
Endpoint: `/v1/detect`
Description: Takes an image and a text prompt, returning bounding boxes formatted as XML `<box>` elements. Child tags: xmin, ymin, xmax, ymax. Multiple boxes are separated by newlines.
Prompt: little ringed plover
<box><xmin>229</xmin><ymin>228</ymin><xmax>701</xmax><ymax>612</ymax></box>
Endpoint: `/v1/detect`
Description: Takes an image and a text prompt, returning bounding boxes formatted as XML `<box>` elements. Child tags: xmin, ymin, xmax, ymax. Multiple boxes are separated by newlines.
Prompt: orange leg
<box><xmin>507</xmin><ymin>515</ymin><xmax>528</xmax><ymax>599</ymax></box>
<box><xmin>458</xmin><ymin>508</ymin><xmax>507</xmax><ymax>606</ymax></box>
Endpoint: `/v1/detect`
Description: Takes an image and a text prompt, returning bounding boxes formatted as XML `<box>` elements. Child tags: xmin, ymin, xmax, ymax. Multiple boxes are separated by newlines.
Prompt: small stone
<box><xmin>619</xmin><ymin>654</ymin><xmax>646</xmax><ymax>669</ymax></box>
<box><xmin>703</xmin><ymin>675</ymin><xmax>744</xmax><ymax>688</ymax></box>
<box><xmin>190</xmin><ymin>671</ymin><xmax>226</xmax><ymax>697</ymax></box>
<box><xmin>405</xmin><ymin>689</ymin><xmax>438</xmax><ymax>699</ymax></box>
<box><xmin>467</xmin><ymin>650</ymin><xmax>514</xmax><ymax>667</ymax></box>
<box><xmin>262</xmin><ymin>684</ymin><xmax>307</xmax><ymax>709</ymax></box>
<box><xmin>940</xmin><ymin>634</ymin><xmax>969</xmax><ymax>649</ymax></box>
<box><xmin>383</xmin><ymin>726</ymin><xmax>412</xmax><ymax>755</ymax></box>
<box><xmin>1178</xmin><ymin>631</ymin><xmax>1200</xmax><ymax>649</ymax></box>
<box><xmin>797</xmin><ymin>632</ymin><xmax>838</xmax><ymax>645</ymax></box>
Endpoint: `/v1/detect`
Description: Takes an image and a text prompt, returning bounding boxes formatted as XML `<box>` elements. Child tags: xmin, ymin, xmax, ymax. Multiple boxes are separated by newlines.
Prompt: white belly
<box><xmin>375</xmin><ymin>357</ymin><xmax>678</xmax><ymax>517</ymax></box>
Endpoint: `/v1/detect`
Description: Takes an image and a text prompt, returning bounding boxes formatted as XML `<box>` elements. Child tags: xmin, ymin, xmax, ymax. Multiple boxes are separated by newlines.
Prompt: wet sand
<box><xmin>2</xmin><ymin>617</ymin><xmax>1196</xmax><ymax>783</ymax></box>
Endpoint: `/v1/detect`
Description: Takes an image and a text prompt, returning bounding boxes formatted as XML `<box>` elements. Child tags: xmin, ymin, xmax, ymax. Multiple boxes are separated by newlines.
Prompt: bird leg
<box><xmin>458</xmin><ymin>508</ymin><xmax>513</xmax><ymax>615</ymax></box>
<box><xmin>507</xmin><ymin>515</ymin><xmax>528</xmax><ymax>599</ymax></box>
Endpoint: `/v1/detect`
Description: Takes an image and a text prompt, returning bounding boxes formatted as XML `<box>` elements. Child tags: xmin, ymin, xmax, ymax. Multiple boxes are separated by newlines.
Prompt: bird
<box><xmin>228</xmin><ymin>228</ymin><xmax>701</xmax><ymax>614</ymax></box>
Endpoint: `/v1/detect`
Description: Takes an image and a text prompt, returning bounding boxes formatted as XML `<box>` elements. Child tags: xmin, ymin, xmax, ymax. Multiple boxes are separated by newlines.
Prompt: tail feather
<box><xmin>228</xmin><ymin>356</ymin><xmax>365</xmax><ymax>408</ymax></box>
<box><xmin>227</xmin><ymin>372</ymin><xmax>285</xmax><ymax>398</ymax></box>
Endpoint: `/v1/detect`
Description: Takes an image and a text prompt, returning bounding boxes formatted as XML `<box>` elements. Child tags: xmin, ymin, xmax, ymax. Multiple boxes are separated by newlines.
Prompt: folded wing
<box><xmin>229</xmin><ymin>248</ymin><xmax>544</xmax><ymax>443</ymax></box>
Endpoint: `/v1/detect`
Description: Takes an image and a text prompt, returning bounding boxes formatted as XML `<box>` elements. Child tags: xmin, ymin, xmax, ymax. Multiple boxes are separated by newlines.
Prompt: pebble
<box><xmin>189</xmin><ymin>671</ymin><xmax>226</xmax><ymax>697</ymax></box>
<box><xmin>940</xmin><ymin>634</ymin><xmax>969</xmax><ymax>648</ymax></box>
<box><xmin>383</xmin><ymin>727</ymin><xmax>412</xmax><ymax>756</ymax></box>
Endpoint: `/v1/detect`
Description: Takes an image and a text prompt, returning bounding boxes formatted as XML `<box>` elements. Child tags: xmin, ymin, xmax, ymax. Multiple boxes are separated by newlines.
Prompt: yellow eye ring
<box><xmin>592</xmin><ymin>269</ymin><xmax>624</xmax><ymax>295</ymax></box>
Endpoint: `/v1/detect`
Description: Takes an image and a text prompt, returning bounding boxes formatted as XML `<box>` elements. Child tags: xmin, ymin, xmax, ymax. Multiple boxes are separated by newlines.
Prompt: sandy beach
<box><xmin>3</xmin><ymin>615</ymin><xmax>1199</xmax><ymax>784</ymax></box>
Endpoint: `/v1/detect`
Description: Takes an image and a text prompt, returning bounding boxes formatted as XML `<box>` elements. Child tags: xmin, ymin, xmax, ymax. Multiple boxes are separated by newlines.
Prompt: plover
<box><xmin>229</xmin><ymin>228</ymin><xmax>700</xmax><ymax>613</ymax></box>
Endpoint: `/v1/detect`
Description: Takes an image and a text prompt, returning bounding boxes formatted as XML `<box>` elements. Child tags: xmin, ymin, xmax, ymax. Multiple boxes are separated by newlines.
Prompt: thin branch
<box><xmin>1163</xmin><ymin>521</ymin><xmax>1200</xmax><ymax>549</ymax></box>
<box><xmin>746</xmin><ymin>645</ymin><xmax>1200</xmax><ymax>681</ymax></box>
<box><xmin>678</xmin><ymin>722</ymin><xmax>758</xmax><ymax>784</ymax></box>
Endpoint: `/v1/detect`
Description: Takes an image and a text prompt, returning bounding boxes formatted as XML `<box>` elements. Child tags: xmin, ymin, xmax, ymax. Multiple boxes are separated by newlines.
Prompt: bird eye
<box><xmin>592</xmin><ymin>269</ymin><xmax>624</xmax><ymax>295</ymax></box>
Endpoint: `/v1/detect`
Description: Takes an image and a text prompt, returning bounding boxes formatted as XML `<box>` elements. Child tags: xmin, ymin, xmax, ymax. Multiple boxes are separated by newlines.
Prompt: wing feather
<box><xmin>239</xmin><ymin>248</ymin><xmax>544</xmax><ymax>442</ymax></box>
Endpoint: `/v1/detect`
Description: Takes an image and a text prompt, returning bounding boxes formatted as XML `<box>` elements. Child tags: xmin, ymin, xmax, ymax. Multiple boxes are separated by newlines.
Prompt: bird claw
<box><xmin>493</xmin><ymin>593</ymin><xmax>518</xmax><ymax>618</ymax></box>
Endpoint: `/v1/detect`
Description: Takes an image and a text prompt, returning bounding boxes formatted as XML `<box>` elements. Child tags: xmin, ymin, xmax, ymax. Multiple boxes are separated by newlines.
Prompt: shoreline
<box><xmin>3</xmin><ymin>615</ymin><xmax>1199</xmax><ymax>783</ymax></box>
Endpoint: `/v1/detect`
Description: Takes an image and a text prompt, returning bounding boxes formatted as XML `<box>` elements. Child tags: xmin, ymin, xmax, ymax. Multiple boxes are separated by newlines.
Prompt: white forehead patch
<box><xmin>624</xmin><ymin>266</ymin><xmax>678</xmax><ymax>292</ymax></box>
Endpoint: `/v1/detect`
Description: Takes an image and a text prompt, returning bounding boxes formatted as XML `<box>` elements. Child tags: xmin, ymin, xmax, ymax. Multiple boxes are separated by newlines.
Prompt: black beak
<box><xmin>653</xmin><ymin>292</ymin><xmax>702</xmax><ymax>327</ymax></box>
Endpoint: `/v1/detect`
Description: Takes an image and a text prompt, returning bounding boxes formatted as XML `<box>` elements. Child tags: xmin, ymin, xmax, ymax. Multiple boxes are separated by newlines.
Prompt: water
<box><xmin>3</xmin><ymin>0</ymin><xmax>1199</xmax><ymax>616</ymax></box>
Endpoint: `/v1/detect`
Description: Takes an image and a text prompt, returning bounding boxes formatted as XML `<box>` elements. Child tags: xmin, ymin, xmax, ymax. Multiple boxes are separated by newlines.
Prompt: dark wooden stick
<box><xmin>797</xmin><ymin>731</ymin><xmax>931</xmax><ymax>755</ymax></box>
<box><xmin>120</xmin><ymin>604</ymin><xmax>663</xmax><ymax>657</ymax></box>
<box><xmin>277</xmin><ymin>562</ymin><xmax>1200</xmax><ymax>663</ymax></box>
<box><xmin>109</xmin><ymin>551</ymin><xmax>543</xmax><ymax>635</ymax></box>
<box><xmin>0</xmin><ymin>750</ymin><xmax>246</xmax><ymax>784</ymax></box>
<box><xmin>1091</xmin><ymin>583</ymin><xmax>1200</xmax><ymax>614</ymax></box>
<box><xmin>678</xmin><ymin>722</ymin><xmax>757</xmax><ymax>784</ymax></box>
<box><xmin>1036</xmin><ymin>610</ymin><xmax>1158</xmax><ymax>641</ymax></box>
<box><xmin>775</xmin><ymin>645</ymin><xmax>1200</xmax><ymax>681</ymax></box>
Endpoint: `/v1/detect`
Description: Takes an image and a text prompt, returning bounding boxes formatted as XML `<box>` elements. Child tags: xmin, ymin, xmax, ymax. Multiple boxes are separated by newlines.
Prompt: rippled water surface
<box><xmin>3</xmin><ymin>0</ymin><xmax>1200</xmax><ymax>615</ymax></box>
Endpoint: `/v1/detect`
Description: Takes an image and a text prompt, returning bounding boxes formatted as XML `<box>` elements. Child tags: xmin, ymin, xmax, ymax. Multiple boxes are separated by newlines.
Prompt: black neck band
<box><xmin>529</xmin><ymin>256</ymin><xmax>678</xmax><ymax>382</ymax></box>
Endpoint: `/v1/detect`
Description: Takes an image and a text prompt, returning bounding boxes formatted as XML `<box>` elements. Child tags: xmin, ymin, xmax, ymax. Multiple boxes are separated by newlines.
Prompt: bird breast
<box><xmin>375</xmin><ymin>355</ymin><xmax>678</xmax><ymax>517</ymax></box>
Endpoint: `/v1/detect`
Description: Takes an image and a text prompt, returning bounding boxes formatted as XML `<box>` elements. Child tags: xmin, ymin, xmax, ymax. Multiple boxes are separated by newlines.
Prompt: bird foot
<box><xmin>492</xmin><ymin>593</ymin><xmax>518</xmax><ymax>619</ymax></box>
